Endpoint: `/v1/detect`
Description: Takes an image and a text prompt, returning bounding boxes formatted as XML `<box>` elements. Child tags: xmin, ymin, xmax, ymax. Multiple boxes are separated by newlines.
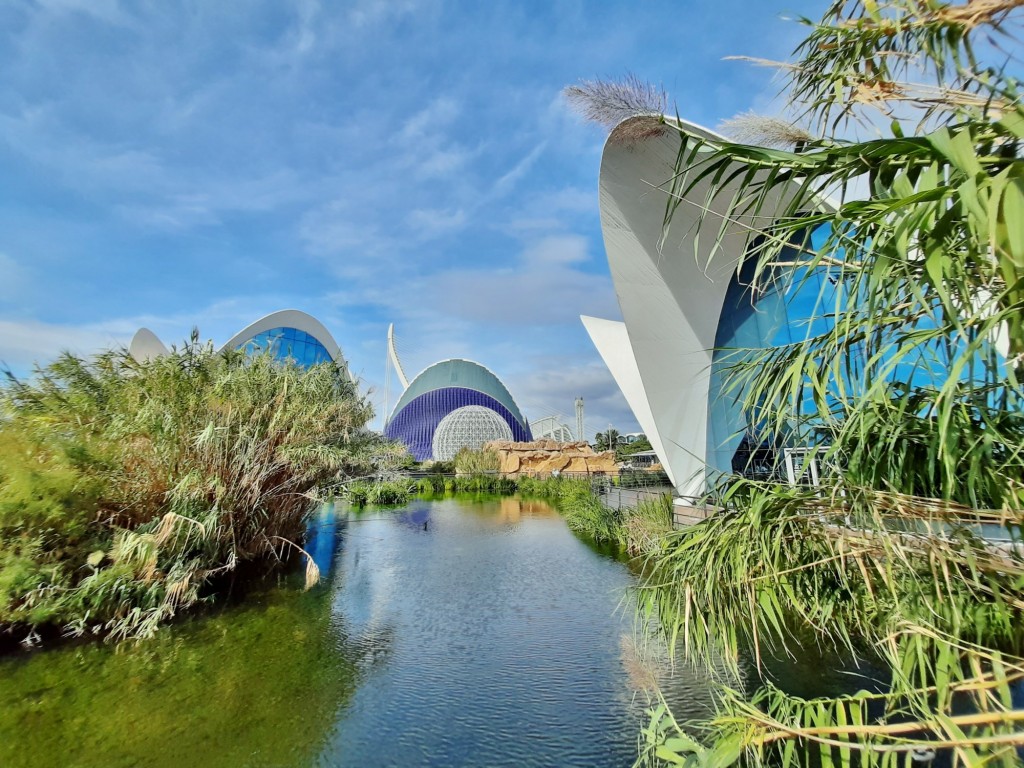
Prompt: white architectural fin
<box><xmin>129</xmin><ymin>328</ymin><xmax>169</xmax><ymax>363</ymax></box>
<box><xmin>387</xmin><ymin>323</ymin><xmax>410</xmax><ymax>390</ymax></box>
<box><xmin>581</xmin><ymin>315</ymin><xmax>677</xmax><ymax>488</ymax></box>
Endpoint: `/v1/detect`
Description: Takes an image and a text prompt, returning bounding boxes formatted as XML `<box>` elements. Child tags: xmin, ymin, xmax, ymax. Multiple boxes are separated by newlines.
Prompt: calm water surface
<box><xmin>0</xmin><ymin>496</ymin><xmax>716</xmax><ymax>767</ymax></box>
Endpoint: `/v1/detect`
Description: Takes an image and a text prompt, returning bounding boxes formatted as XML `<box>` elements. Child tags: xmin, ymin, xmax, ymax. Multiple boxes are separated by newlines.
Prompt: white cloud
<box><xmin>400</xmin><ymin>97</ymin><xmax>460</xmax><ymax>141</ymax></box>
<box><xmin>0</xmin><ymin>0</ymin><xmax>828</xmax><ymax>442</ymax></box>
<box><xmin>490</xmin><ymin>142</ymin><xmax>547</xmax><ymax>198</ymax></box>
<box><xmin>30</xmin><ymin>0</ymin><xmax>135</xmax><ymax>27</ymax></box>
<box><xmin>406</xmin><ymin>207</ymin><xmax>467</xmax><ymax>238</ymax></box>
<box><xmin>510</xmin><ymin>359</ymin><xmax>641</xmax><ymax>436</ymax></box>
<box><xmin>348</xmin><ymin>0</ymin><xmax>423</xmax><ymax>28</ymax></box>
<box><xmin>521</xmin><ymin>234</ymin><xmax>589</xmax><ymax>266</ymax></box>
<box><xmin>0</xmin><ymin>318</ymin><xmax>130</xmax><ymax>375</ymax></box>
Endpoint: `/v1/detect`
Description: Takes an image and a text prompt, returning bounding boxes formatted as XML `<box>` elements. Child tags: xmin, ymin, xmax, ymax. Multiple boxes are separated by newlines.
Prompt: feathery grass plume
<box><xmin>564</xmin><ymin>74</ymin><xmax>669</xmax><ymax>142</ymax></box>
<box><xmin>718</xmin><ymin>112</ymin><xmax>816</xmax><ymax>149</ymax></box>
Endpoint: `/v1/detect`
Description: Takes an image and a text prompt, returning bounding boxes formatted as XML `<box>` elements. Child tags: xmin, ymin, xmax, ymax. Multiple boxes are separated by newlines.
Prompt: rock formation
<box><xmin>483</xmin><ymin>440</ymin><xmax>619</xmax><ymax>477</ymax></box>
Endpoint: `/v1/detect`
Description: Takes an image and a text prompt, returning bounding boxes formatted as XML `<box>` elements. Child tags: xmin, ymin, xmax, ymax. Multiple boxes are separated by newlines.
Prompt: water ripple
<box><xmin>314</xmin><ymin>497</ymin><xmax>716</xmax><ymax>768</ymax></box>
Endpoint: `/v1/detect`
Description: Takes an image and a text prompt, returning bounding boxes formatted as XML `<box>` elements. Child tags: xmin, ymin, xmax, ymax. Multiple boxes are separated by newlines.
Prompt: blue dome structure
<box><xmin>384</xmin><ymin>359</ymin><xmax>532</xmax><ymax>461</ymax></box>
<box><xmin>129</xmin><ymin>309</ymin><xmax>352</xmax><ymax>378</ymax></box>
<box><xmin>219</xmin><ymin>309</ymin><xmax>349</xmax><ymax>374</ymax></box>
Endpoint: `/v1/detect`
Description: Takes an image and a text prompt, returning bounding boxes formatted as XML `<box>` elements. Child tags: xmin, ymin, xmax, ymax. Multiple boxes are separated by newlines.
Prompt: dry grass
<box><xmin>563</xmin><ymin>74</ymin><xmax>670</xmax><ymax>141</ymax></box>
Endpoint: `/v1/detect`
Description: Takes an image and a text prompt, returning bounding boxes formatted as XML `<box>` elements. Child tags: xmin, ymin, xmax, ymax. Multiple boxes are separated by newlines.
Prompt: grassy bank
<box><xmin>343</xmin><ymin>474</ymin><xmax>672</xmax><ymax>556</ymax></box>
<box><xmin>343</xmin><ymin>474</ymin><xmax>518</xmax><ymax>507</ymax></box>
<box><xmin>516</xmin><ymin>475</ymin><xmax>673</xmax><ymax>555</ymax></box>
<box><xmin>0</xmin><ymin>343</ymin><xmax>381</xmax><ymax>644</ymax></box>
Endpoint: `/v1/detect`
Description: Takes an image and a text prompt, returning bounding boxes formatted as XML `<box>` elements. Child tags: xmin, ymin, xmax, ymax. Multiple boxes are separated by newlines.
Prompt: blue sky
<box><xmin>0</xmin><ymin>0</ymin><xmax>824</xmax><ymax>435</ymax></box>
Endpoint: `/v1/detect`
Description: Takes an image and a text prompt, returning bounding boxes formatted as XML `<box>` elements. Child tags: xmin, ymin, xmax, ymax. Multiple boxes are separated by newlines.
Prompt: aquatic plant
<box><xmin>344</xmin><ymin>479</ymin><xmax>412</xmax><ymax>506</ymax></box>
<box><xmin>574</xmin><ymin>1</ymin><xmax>1024</xmax><ymax>764</ymax></box>
<box><xmin>0</xmin><ymin>340</ymin><xmax>375</xmax><ymax>642</ymax></box>
<box><xmin>578</xmin><ymin>1</ymin><xmax>1024</xmax><ymax>765</ymax></box>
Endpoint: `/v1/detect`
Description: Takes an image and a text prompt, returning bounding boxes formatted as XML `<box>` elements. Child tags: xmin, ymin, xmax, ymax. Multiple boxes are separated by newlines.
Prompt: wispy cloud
<box><xmin>0</xmin><ymin>0</ymin><xmax>824</xmax><ymax>434</ymax></box>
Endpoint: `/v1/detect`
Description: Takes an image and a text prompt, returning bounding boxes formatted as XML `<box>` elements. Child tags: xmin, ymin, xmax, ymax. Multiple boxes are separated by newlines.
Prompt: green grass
<box><xmin>344</xmin><ymin>479</ymin><xmax>412</xmax><ymax>506</ymax></box>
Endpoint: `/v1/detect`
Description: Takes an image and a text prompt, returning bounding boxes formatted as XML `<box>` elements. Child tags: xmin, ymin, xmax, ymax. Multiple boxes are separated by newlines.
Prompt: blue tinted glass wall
<box><xmin>706</xmin><ymin>232</ymin><xmax>842</xmax><ymax>481</ymax></box>
<box><xmin>238</xmin><ymin>326</ymin><xmax>333</xmax><ymax>368</ymax></box>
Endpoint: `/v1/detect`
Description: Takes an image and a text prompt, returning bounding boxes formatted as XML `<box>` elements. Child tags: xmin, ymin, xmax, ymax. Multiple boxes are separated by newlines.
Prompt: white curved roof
<box><xmin>581</xmin><ymin>316</ymin><xmax>675</xmax><ymax>487</ymax></box>
<box><xmin>128</xmin><ymin>327</ymin><xmax>170</xmax><ymax>363</ymax></box>
<box><xmin>218</xmin><ymin>309</ymin><xmax>348</xmax><ymax>370</ymax></box>
<box><xmin>590</xmin><ymin>115</ymin><xmax>823</xmax><ymax>496</ymax></box>
<box><xmin>127</xmin><ymin>309</ymin><xmax>352</xmax><ymax>380</ymax></box>
<box><xmin>530</xmin><ymin>415</ymin><xmax>575</xmax><ymax>442</ymax></box>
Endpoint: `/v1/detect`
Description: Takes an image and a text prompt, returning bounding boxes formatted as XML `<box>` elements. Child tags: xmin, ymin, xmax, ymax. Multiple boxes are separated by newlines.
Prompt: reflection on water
<box><xmin>307</xmin><ymin>500</ymin><xmax>346</xmax><ymax>575</ymax></box>
<box><xmin>0</xmin><ymin>581</ymin><xmax>379</xmax><ymax>768</ymax></box>
<box><xmin>0</xmin><ymin>496</ymin><xmax>719</xmax><ymax>768</ymax></box>
<box><xmin>320</xmin><ymin>496</ymin><xmax>717</xmax><ymax>768</ymax></box>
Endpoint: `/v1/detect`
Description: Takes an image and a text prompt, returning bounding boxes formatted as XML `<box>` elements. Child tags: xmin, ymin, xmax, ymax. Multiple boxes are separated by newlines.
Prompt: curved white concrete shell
<box><xmin>581</xmin><ymin>315</ymin><xmax>675</xmax><ymax>488</ymax></box>
<box><xmin>128</xmin><ymin>309</ymin><xmax>351</xmax><ymax>379</ymax></box>
<box><xmin>587</xmin><ymin>116</ymin><xmax>822</xmax><ymax>497</ymax></box>
<box><xmin>128</xmin><ymin>328</ymin><xmax>170</xmax><ymax>363</ymax></box>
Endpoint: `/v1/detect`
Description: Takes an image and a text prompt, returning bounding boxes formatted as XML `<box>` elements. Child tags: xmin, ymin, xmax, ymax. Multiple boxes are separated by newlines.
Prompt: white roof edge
<box><xmin>595</xmin><ymin>111</ymin><xmax>841</xmax><ymax>496</ymax></box>
<box><xmin>128</xmin><ymin>327</ymin><xmax>170</xmax><ymax>363</ymax></box>
<box><xmin>217</xmin><ymin>309</ymin><xmax>353</xmax><ymax>380</ymax></box>
<box><xmin>607</xmin><ymin>113</ymin><xmax>840</xmax><ymax>213</ymax></box>
<box><xmin>581</xmin><ymin>315</ymin><xmax>677</xmax><ymax>487</ymax></box>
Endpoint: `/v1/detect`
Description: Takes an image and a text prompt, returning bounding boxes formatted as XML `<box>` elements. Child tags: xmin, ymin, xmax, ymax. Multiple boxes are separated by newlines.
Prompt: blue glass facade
<box><xmin>706</xmin><ymin>228</ymin><xmax>840</xmax><ymax>480</ymax></box>
<box><xmin>238</xmin><ymin>326</ymin><xmax>333</xmax><ymax>368</ymax></box>
<box><xmin>384</xmin><ymin>387</ymin><xmax>532</xmax><ymax>461</ymax></box>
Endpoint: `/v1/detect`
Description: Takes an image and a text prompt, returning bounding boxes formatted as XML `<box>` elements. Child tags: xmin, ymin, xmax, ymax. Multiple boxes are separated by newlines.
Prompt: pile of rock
<box><xmin>483</xmin><ymin>439</ymin><xmax>618</xmax><ymax>477</ymax></box>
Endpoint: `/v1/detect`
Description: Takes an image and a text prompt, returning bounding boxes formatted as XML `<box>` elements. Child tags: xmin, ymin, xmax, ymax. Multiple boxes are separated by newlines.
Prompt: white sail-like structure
<box><xmin>129</xmin><ymin>309</ymin><xmax>351</xmax><ymax>379</ymax></box>
<box><xmin>585</xmin><ymin>115</ymin><xmax>820</xmax><ymax>497</ymax></box>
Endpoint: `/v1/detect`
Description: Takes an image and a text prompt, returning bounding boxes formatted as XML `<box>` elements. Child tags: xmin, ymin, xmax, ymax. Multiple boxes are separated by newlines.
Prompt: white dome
<box><xmin>431</xmin><ymin>405</ymin><xmax>514</xmax><ymax>461</ymax></box>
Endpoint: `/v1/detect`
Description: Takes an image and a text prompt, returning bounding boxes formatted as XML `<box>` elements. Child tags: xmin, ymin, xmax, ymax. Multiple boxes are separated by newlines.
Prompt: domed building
<box><xmin>383</xmin><ymin>358</ymin><xmax>532</xmax><ymax>461</ymax></box>
<box><xmin>129</xmin><ymin>309</ymin><xmax>351</xmax><ymax>377</ymax></box>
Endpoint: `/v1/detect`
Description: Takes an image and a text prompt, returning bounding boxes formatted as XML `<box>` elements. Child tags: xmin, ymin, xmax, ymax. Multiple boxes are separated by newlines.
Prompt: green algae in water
<box><xmin>0</xmin><ymin>585</ymin><xmax>373</xmax><ymax>768</ymax></box>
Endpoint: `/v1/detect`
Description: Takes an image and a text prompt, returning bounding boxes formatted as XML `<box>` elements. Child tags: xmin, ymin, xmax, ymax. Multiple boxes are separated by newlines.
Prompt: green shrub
<box><xmin>0</xmin><ymin>342</ymin><xmax>376</xmax><ymax>641</ymax></box>
<box><xmin>517</xmin><ymin>475</ymin><xmax>622</xmax><ymax>544</ymax></box>
<box><xmin>344</xmin><ymin>480</ymin><xmax>411</xmax><ymax>506</ymax></box>
<box><xmin>453</xmin><ymin>447</ymin><xmax>500</xmax><ymax>474</ymax></box>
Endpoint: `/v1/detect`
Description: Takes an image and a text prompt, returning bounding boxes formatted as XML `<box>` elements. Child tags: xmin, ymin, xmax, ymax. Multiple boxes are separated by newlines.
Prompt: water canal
<box><xmin>0</xmin><ymin>495</ymin><xmax>717</xmax><ymax>768</ymax></box>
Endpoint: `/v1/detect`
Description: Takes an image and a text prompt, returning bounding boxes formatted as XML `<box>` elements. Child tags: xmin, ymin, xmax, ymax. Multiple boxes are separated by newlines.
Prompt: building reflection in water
<box><xmin>305</xmin><ymin>501</ymin><xmax>347</xmax><ymax>577</ymax></box>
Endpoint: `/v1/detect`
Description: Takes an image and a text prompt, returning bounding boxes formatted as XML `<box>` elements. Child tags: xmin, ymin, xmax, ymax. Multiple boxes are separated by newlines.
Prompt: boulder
<box><xmin>484</xmin><ymin>439</ymin><xmax>619</xmax><ymax>477</ymax></box>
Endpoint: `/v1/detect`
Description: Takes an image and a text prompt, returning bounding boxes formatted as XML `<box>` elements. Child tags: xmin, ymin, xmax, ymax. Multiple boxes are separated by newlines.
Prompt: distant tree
<box><xmin>593</xmin><ymin>428</ymin><xmax>620</xmax><ymax>452</ymax></box>
<box><xmin>615</xmin><ymin>436</ymin><xmax>652</xmax><ymax>461</ymax></box>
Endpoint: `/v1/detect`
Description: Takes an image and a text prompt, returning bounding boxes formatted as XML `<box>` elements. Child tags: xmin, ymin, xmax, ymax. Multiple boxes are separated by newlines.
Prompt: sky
<box><xmin>0</xmin><ymin>0</ymin><xmax>827</xmax><ymax>437</ymax></box>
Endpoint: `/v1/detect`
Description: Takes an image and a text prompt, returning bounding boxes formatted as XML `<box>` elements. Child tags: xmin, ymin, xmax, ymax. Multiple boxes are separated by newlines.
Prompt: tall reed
<box><xmin>0</xmin><ymin>342</ymin><xmax>379</xmax><ymax>642</ymax></box>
